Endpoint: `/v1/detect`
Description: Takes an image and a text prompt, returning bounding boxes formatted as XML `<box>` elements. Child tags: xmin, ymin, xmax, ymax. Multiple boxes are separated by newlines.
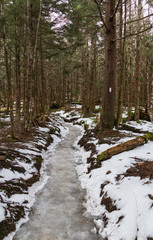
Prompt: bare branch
<box><xmin>116</xmin><ymin>13</ymin><xmax>153</xmax><ymax>26</ymax></box>
<box><xmin>70</xmin><ymin>14</ymin><xmax>100</xmax><ymax>19</ymax></box>
<box><xmin>114</xmin><ymin>25</ymin><xmax>153</xmax><ymax>41</ymax></box>
<box><xmin>93</xmin><ymin>0</ymin><xmax>109</xmax><ymax>31</ymax></box>
<box><xmin>126</xmin><ymin>13</ymin><xmax>153</xmax><ymax>24</ymax></box>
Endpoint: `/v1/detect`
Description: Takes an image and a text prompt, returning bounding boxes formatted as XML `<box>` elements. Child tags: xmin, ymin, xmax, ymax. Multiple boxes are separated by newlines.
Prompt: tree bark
<box><xmin>149</xmin><ymin>65</ymin><xmax>153</xmax><ymax>121</ymax></box>
<box><xmin>15</xmin><ymin>14</ymin><xmax>21</xmax><ymax>128</ymax></box>
<box><xmin>102</xmin><ymin>0</ymin><xmax>116</xmax><ymax>129</ymax></box>
<box><xmin>25</xmin><ymin>0</ymin><xmax>33</xmax><ymax>130</ymax></box>
<box><xmin>116</xmin><ymin>0</ymin><xmax>127</xmax><ymax>128</ymax></box>
<box><xmin>40</xmin><ymin>32</ymin><xmax>46</xmax><ymax>114</ymax></box>
<box><xmin>127</xmin><ymin>0</ymin><xmax>133</xmax><ymax>121</ymax></box>
<box><xmin>90</xmin><ymin>33</ymin><xmax>97</xmax><ymax>112</ymax></box>
<box><xmin>82</xmin><ymin>40</ymin><xmax>90</xmax><ymax>116</ymax></box>
<box><xmin>135</xmin><ymin>0</ymin><xmax>142</xmax><ymax>121</ymax></box>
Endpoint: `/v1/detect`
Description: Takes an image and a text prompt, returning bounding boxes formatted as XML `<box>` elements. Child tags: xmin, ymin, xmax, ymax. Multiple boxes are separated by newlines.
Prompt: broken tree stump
<box><xmin>97</xmin><ymin>133</ymin><xmax>153</xmax><ymax>162</ymax></box>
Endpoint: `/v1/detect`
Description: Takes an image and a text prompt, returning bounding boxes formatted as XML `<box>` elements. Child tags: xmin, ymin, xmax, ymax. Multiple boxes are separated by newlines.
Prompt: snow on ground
<box><xmin>2</xmin><ymin>107</ymin><xmax>153</xmax><ymax>240</ymax></box>
<box><xmin>71</xmin><ymin>103</ymin><xmax>82</xmax><ymax>109</ymax></box>
<box><xmin>0</xmin><ymin>168</ymin><xmax>33</xmax><ymax>182</ymax></box>
<box><xmin>71</xmin><ymin>104</ymin><xmax>100</xmax><ymax>110</ymax></box>
<box><xmin>66</xmin><ymin>109</ymin><xmax>153</xmax><ymax>240</ymax></box>
<box><xmin>0</xmin><ymin>114</ymin><xmax>69</xmax><ymax>240</ymax></box>
<box><xmin>56</xmin><ymin>109</ymin><xmax>98</xmax><ymax>130</ymax></box>
<box><xmin>0</xmin><ymin>203</ymin><xmax>6</xmax><ymax>222</ymax></box>
<box><xmin>126</xmin><ymin>120</ymin><xmax>153</xmax><ymax>132</ymax></box>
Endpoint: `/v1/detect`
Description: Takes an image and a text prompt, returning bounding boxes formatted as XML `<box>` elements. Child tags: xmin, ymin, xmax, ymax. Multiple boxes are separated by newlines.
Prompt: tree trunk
<box><xmin>15</xmin><ymin>15</ymin><xmax>21</xmax><ymax>128</ymax></box>
<box><xmin>145</xmin><ymin>60</ymin><xmax>150</xmax><ymax>115</ymax></box>
<box><xmin>82</xmin><ymin>41</ymin><xmax>90</xmax><ymax>116</ymax></box>
<box><xmin>102</xmin><ymin>0</ymin><xmax>116</xmax><ymax>129</ymax></box>
<box><xmin>127</xmin><ymin>0</ymin><xmax>133</xmax><ymax>121</ymax></box>
<box><xmin>149</xmin><ymin>65</ymin><xmax>153</xmax><ymax>121</ymax></box>
<box><xmin>25</xmin><ymin>0</ymin><xmax>33</xmax><ymax>130</ymax></box>
<box><xmin>89</xmin><ymin>33</ymin><xmax>97</xmax><ymax>112</ymax></box>
<box><xmin>116</xmin><ymin>1</ymin><xmax>127</xmax><ymax>128</ymax></box>
<box><xmin>135</xmin><ymin>0</ymin><xmax>142</xmax><ymax>121</ymax></box>
<box><xmin>134</xmin><ymin>36</ymin><xmax>141</xmax><ymax>121</ymax></box>
<box><xmin>40</xmin><ymin>33</ymin><xmax>46</xmax><ymax>114</ymax></box>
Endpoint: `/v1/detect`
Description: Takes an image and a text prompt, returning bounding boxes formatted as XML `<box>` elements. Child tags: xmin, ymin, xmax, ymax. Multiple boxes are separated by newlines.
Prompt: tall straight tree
<box><xmin>116</xmin><ymin>0</ymin><xmax>127</xmax><ymax>128</ymax></box>
<box><xmin>14</xmin><ymin>0</ymin><xmax>22</xmax><ymax>128</ymax></box>
<box><xmin>135</xmin><ymin>0</ymin><xmax>142</xmax><ymax>121</ymax></box>
<box><xmin>127</xmin><ymin>0</ymin><xmax>133</xmax><ymax>121</ymax></box>
<box><xmin>24</xmin><ymin>0</ymin><xmax>33</xmax><ymax>130</ymax></box>
<box><xmin>94</xmin><ymin>0</ymin><xmax>119</xmax><ymax>129</ymax></box>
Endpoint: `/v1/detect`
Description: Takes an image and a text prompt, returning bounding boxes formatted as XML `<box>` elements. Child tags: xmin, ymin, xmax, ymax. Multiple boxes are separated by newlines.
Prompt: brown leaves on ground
<box><xmin>125</xmin><ymin>159</ymin><xmax>153</xmax><ymax>180</ymax></box>
<box><xmin>0</xmin><ymin>114</ymin><xmax>55</xmax><ymax>239</ymax></box>
<box><xmin>101</xmin><ymin>194</ymin><xmax>117</xmax><ymax>212</ymax></box>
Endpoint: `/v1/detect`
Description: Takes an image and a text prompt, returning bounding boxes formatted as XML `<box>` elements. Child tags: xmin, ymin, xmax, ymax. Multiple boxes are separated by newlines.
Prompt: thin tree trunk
<box><xmin>15</xmin><ymin>15</ymin><xmax>21</xmax><ymax>128</ymax></box>
<box><xmin>90</xmin><ymin>33</ymin><xmax>97</xmax><ymax>112</ymax></box>
<box><xmin>135</xmin><ymin>0</ymin><xmax>142</xmax><ymax>121</ymax></box>
<box><xmin>127</xmin><ymin>0</ymin><xmax>132</xmax><ymax>121</ymax></box>
<box><xmin>116</xmin><ymin>0</ymin><xmax>127</xmax><ymax>128</ymax></box>
<box><xmin>82</xmin><ymin>40</ymin><xmax>90</xmax><ymax>116</ymax></box>
<box><xmin>25</xmin><ymin>0</ymin><xmax>33</xmax><ymax>130</ymax></box>
<box><xmin>145</xmin><ymin>60</ymin><xmax>150</xmax><ymax>114</ymax></box>
<box><xmin>33</xmin><ymin>0</ymin><xmax>42</xmax><ymax>70</ymax></box>
<box><xmin>149</xmin><ymin>66</ymin><xmax>153</xmax><ymax>121</ymax></box>
<box><xmin>40</xmin><ymin>33</ymin><xmax>46</xmax><ymax>113</ymax></box>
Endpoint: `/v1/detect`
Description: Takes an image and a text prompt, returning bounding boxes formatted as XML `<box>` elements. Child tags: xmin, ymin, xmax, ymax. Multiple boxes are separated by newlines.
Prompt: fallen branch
<box><xmin>97</xmin><ymin>133</ymin><xmax>153</xmax><ymax>162</ymax></box>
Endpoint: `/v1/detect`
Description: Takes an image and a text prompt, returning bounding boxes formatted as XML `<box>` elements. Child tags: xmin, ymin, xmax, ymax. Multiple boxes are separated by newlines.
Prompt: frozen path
<box><xmin>13</xmin><ymin>124</ymin><xmax>100</xmax><ymax>240</ymax></box>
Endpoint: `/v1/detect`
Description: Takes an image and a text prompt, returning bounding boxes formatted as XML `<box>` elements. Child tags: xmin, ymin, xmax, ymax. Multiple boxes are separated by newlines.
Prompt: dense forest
<box><xmin>0</xmin><ymin>0</ymin><xmax>153</xmax><ymax>136</ymax></box>
<box><xmin>1</xmin><ymin>1</ymin><xmax>153</xmax><ymax>239</ymax></box>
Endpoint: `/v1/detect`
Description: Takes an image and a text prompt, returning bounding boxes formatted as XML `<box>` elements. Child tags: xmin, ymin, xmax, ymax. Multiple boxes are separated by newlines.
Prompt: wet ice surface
<box><xmin>13</xmin><ymin>125</ymin><xmax>101</xmax><ymax>240</ymax></box>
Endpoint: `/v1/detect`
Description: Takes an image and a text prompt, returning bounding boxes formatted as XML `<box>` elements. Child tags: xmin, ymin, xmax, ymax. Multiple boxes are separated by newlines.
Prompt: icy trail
<box><xmin>13</xmin><ymin>124</ymin><xmax>100</xmax><ymax>240</ymax></box>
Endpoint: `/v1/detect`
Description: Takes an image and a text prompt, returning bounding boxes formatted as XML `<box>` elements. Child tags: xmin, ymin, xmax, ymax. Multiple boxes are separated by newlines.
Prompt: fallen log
<box><xmin>97</xmin><ymin>133</ymin><xmax>153</xmax><ymax>162</ymax></box>
<box><xmin>119</xmin><ymin>123</ymin><xmax>148</xmax><ymax>134</ymax></box>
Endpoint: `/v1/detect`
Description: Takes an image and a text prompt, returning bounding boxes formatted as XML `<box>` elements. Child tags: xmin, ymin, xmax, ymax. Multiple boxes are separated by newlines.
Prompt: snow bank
<box><xmin>71</xmin><ymin>111</ymin><xmax>153</xmax><ymax>240</ymax></box>
<box><xmin>1</xmin><ymin>114</ymin><xmax>69</xmax><ymax>240</ymax></box>
<box><xmin>126</xmin><ymin>120</ymin><xmax>153</xmax><ymax>132</ymax></box>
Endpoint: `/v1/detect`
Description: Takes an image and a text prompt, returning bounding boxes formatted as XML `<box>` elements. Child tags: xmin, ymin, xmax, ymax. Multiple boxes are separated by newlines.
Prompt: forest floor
<box><xmin>1</xmin><ymin>106</ymin><xmax>153</xmax><ymax>240</ymax></box>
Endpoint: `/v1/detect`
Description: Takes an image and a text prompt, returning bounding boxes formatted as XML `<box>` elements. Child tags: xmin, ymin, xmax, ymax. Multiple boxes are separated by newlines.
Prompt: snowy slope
<box><xmin>0</xmin><ymin>114</ymin><xmax>69</xmax><ymax>240</ymax></box>
<box><xmin>60</xmin><ymin>109</ymin><xmax>153</xmax><ymax>240</ymax></box>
